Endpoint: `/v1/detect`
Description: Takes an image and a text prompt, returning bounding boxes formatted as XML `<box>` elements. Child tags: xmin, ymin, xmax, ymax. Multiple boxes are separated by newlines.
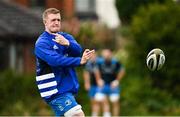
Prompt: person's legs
<box><xmin>111</xmin><ymin>98</ymin><xmax>120</xmax><ymax>116</ymax></box>
<box><xmin>73</xmin><ymin>111</ymin><xmax>85</xmax><ymax>117</ymax></box>
<box><xmin>109</xmin><ymin>86</ymin><xmax>120</xmax><ymax>116</ymax></box>
<box><xmin>48</xmin><ymin>93</ymin><xmax>84</xmax><ymax>117</ymax></box>
<box><xmin>64</xmin><ymin>105</ymin><xmax>85</xmax><ymax>117</ymax></box>
<box><xmin>102</xmin><ymin>96</ymin><xmax>111</xmax><ymax>117</ymax></box>
<box><xmin>101</xmin><ymin>85</ymin><xmax>111</xmax><ymax>117</ymax></box>
<box><xmin>91</xmin><ymin>99</ymin><xmax>100</xmax><ymax>116</ymax></box>
<box><xmin>89</xmin><ymin>86</ymin><xmax>100</xmax><ymax>116</ymax></box>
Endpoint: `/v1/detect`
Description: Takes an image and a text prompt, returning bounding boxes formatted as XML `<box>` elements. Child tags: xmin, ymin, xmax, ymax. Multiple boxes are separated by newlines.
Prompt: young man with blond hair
<box><xmin>34</xmin><ymin>8</ymin><xmax>94</xmax><ymax>116</ymax></box>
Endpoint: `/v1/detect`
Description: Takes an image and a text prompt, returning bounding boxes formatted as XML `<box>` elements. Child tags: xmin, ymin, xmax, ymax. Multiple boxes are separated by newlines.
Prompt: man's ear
<box><xmin>43</xmin><ymin>20</ymin><xmax>46</xmax><ymax>25</ymax></box>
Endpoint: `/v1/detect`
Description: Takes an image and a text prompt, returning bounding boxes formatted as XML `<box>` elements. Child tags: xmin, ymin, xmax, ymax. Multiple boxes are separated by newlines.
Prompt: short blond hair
<box><xmin>42</xmin><ymin>8</ymin><xmax>60</xmax><ymax>20</ymax></box>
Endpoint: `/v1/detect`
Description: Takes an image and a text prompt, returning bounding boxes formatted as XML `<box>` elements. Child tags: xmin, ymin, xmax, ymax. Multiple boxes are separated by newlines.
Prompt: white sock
<box><xmin>92</xmin><ymin>112</ymin><xmax>98</xmax><ymax>117</ymax></box>
<box><xmin>103</xmin><ymin>112</ymin><xmax>111</xmax><ymax>117</ymax></box>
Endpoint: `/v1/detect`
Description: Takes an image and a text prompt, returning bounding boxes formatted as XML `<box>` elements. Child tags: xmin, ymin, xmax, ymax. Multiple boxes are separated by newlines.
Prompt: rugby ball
<box><xmin>146</xmin><ymin>48</ymin><xmax>165</xmax><ymax>71</ymax></box>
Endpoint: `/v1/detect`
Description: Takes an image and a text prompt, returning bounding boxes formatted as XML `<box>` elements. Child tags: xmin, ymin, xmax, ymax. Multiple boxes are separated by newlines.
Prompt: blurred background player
<box><xmin>83</xmin><ymin>53</ymin><xmax>101</xmax><ymax>116</ymax></box>
<box><xmin>95</xmin><ymin>48</ymin><xmax>125</xmax><ymax>116</ymax></box>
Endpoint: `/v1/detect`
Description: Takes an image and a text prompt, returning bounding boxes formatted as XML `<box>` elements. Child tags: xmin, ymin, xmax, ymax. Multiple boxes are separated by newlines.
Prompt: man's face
<box><xmin>102</xmin><ymin>49</ymin><xmax>112</xmax><ymax>61</ymax></box>
<box><xmin>44</xmin><ymin>13</ymin><xmax>61</xmax><ymax>33</ymax></box>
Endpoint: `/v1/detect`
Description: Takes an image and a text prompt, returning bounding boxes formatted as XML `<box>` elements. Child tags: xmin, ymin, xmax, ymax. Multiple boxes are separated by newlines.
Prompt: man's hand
<box><xmin>84</xmin><ymin>83</ymin><xmax>90</xmax><ymax>91</ymax></box>
<box><xmin>97</xmin><ymin>79</ymin><xmax>104</xmax><ymax>87</ymax></box>
<box><xmin>52</xmin><ymin>33</ymin><xmax>70</xmax><ymax>46</ymax></box>
<box><xmin>110</xmin><ymin>80</ymin><xmax>119</xmax><ymax>88</ymax></box>
<box><xmin>80</xmin><ymin>49</ymin><xmax>95</xmax><ymax>65</ymax></box>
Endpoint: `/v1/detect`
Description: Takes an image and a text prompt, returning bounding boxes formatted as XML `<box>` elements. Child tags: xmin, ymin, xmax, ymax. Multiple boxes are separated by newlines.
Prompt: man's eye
<box><xmin>57</xmin><ymin>19</ymin><xmax>61</xmax><ymax>21</ymax></box>
<box><xmin>52</xmin><ymin>19</ymin><xmax>61</xmax><ymax>22</ymax></box>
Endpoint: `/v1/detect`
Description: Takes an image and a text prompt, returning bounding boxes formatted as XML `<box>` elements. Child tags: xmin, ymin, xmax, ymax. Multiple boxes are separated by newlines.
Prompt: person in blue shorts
<box><xmin>83</xmin><ymin>53</ymin><xmax>101</xmax><ymax>116</ymax></box>
<box><xmin>95</xmin><ymin>49</ymin><xmax>125</xmax><ymax>116</ymax></box>
<box><xmin>34</xmin><ymin>8</ymin><xmax>95</xmax><ymax>117</ymax></box>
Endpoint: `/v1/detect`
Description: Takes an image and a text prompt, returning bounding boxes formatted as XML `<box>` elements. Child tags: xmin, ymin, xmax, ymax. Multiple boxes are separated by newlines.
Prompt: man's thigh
<box><xmin>48</xmin><ymin>93</ymin><xmax>82</xmax><ymax>116</ymax></box>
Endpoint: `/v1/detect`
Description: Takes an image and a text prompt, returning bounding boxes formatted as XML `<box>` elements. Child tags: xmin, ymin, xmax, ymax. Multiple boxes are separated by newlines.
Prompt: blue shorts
<box><xmin>88</xmin><ymin>86</ymin><xmax>98</xmax><ymax>98</ymax></box>
<box><xmin>48</xmin><ymin>93</ymin><xmax>79</xmax><ymax>116</ymax></box>
<box><xmin>97</xmin><ymin>84</ymin><xmax>120</xmax><ymax>96</ymax></box>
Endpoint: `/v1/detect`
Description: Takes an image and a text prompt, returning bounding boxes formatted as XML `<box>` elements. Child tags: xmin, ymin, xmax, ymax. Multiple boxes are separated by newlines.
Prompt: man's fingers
<box><xmin>81</xmin><ymin>49</ymin><xmax>95</xmax><ymax>64</ymax></box>
<box><xmin>84</xmin><ymin>50</ymin><xmax>95</xmax><ymax>57</ymax></box>
<box><xmin>52</xmin><ymin>38</ymin><xmax>60</xmax><ymax>43</ymax></box>
<box><xmin>84</xmin><ymin>51</ymin><xmax>95</xmax><ymax>60</ymax></box>
<box><xmin>84</xmin><ymin>49</ymin><xmax>90</xmax><ymax>53</ymax></box>
<box><xmin>52</xmin><ymin>33</ymin><xmax>64</xmax><ymax>39</ymax></box>
<box><xmin>83</xmin><ymin>49</ymin><xmax>94</xmax><ymax>57</ymax></box>
<box><xmin>86</xmin><ymin>49</ymin><xmax>95</xmax><ymax>55</ymax></box>
<box><xmin>52</xmin><ymin>39</ymin><xmax>56</xmax><ymax>42</ymax></box>
<box><xmin>51</xmin><ymin>33</ymin><xmax>59</xmax><ymax>36</ymax></box>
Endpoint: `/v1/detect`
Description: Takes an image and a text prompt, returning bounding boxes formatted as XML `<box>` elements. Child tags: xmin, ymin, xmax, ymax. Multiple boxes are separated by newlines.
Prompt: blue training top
<box><xmin>97</xmin><ymin>57</ymin><xmax>123</xmax><ymax>84</ymax></box>
<box><xmin>34</xmin><ymin>31</ymin><xmax>82</xmax><ymax>102</ymax></box>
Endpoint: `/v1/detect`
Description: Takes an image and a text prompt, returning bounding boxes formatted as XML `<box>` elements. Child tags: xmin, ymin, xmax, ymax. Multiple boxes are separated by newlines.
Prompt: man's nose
<box><xmin>54</xmin><ymin>20</ymin><xmax>59</xmax><ymax>24</ymax></box>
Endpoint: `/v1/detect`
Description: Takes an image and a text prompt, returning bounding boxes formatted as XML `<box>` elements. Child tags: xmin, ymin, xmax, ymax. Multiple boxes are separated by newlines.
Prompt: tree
<box><xmin>115</xmin><ymin>0</ymin><xmax>168</xmax><ymax>24</ymax></box>
<box><xmin>127</xmin><ymin>1</ymin><xmax>180</xmax><ymax>97</ymax></box>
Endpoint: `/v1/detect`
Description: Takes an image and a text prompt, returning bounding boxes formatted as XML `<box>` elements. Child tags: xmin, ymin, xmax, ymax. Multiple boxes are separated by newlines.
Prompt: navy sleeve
<box><xmin>116</xmin><ymin>62</ymin><xmax>121</xmax><ymax>71</ymax></box>
<box><xmin>116</xmin><ymin>61</ymin><xmax>124</xmax><ymax>72</ymax></box>
<box><xmin>35</xmin><ymin>42</ymin><xmax>81</xmax><ymax>67</ymax></box>
<box><xmin>65</xmin><ymin>34</ymin><xmax>82</xmax><ymax>57</ymax></box>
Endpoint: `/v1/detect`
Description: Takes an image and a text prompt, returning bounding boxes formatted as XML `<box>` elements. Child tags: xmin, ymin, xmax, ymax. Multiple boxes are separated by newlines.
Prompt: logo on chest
<box><xmin>102</xmin><ymin>64</ymin><xmax>116</xmax><ymax>73</ymax></box>
<box><xmin>53</xmin><ymin>45</ymin><xmax>59</xmax><ymax>50</ymax></box>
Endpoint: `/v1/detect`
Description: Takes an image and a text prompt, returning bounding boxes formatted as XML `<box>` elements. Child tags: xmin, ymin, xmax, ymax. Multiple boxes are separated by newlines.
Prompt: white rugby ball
<box><xmin>146</xmin><ymin>48</ymin><xmax>165</xmax><ymax>71</ymax></box>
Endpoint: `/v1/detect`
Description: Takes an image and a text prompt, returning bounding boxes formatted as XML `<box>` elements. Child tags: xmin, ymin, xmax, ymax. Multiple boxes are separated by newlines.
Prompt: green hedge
<box><xmin>0</xmin><ymin>70</ymin><xmax>52</xmax><ymax>115</ymax></box>
<box><xmin>0</xmin><ymin>67</ymin><xmax>180</xmax><ymax>116</ymax></box>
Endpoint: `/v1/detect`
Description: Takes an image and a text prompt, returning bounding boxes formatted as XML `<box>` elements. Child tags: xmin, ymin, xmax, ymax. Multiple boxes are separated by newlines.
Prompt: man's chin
<box><xmin>51</xmin><ymin>29</ymin><xmax>60</xmax><ymax>33</ymax></box>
